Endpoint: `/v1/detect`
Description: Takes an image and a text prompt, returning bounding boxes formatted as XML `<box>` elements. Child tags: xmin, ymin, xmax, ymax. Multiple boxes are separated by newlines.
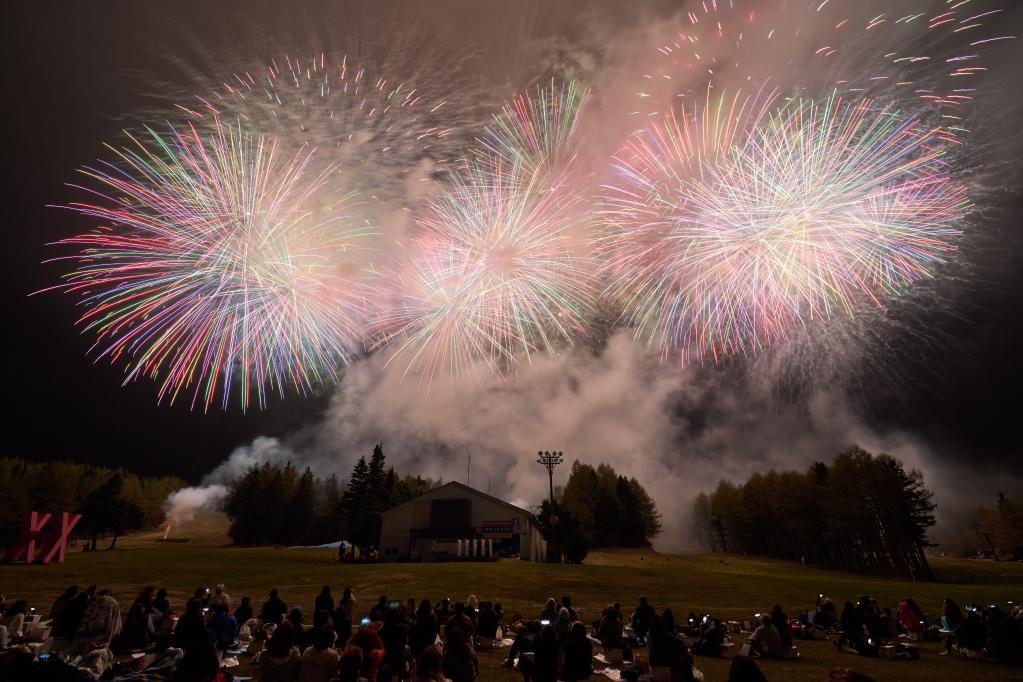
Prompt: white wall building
<box><xmin>378</xmin><ymin>481</ymin><xmax>547</xmax><ymax>562</ymax></box>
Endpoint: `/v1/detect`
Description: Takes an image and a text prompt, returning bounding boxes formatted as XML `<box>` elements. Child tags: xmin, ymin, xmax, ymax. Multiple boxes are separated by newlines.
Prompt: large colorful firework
<box><xmin>44</xmin><ymin>120</ymin><xmax>374</xmax><ymax>410</ymax></box>
<box><xmin>373</xmin><ymin>159</ymin><xmax>596</xmax><ymax>381</ymax></box>
<box><xmin>600</xmin><ymin>92</ymin><xmax>970</xmax><ymax>360</ymax></box>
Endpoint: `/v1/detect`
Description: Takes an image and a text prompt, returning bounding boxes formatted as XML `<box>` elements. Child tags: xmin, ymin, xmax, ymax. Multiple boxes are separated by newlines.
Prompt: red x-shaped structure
<box><xmin>3</xmin><ymin>511</ymin><xmax>81</xmax><ymax>564</ymax></box>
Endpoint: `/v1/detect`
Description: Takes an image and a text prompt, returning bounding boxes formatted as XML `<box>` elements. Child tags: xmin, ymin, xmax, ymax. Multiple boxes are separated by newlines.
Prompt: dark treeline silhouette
<box><xmin>560</xmin><ymin>461</ymin><xmax>662</xmax><ymax>548</ymax></box>
<box><xmin>971</xmin><ymin>492</ymin><xmax>1023</xmax><ymax>560</ymax></box>
<box><xmin>223</xmin><ymin>444</ymin><xmax>439</xmax><ymax>547</ymax></box>
<box><xmin>0</xmin><ymin>457</ymin><xmax>185</xmax><ymax>549</ymax></box>
<box><xmin>691</xmin><ymin>446</ymin><xmax>936</xmax><ymax>580</ymax></box>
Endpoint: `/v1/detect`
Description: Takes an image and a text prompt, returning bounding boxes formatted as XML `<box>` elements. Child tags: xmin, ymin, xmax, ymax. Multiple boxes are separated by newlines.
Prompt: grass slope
<box><xmin>2</xmin><ymin>520</ymin><xmax>1021</xmax><ymax>681</ymax></box>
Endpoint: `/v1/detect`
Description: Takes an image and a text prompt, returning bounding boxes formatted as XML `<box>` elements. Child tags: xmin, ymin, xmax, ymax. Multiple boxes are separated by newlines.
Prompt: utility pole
<box><xmin>537</xmin><ymin>450</ymin><xmax>564</xmax><ymax>563</ymax></box>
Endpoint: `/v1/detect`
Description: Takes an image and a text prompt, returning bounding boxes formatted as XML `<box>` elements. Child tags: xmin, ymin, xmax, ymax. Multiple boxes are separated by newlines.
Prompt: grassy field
<box><xmin>2</xmin><ymin>516</ymin><xmax>1021</xmax><ymax>681</ymax></box>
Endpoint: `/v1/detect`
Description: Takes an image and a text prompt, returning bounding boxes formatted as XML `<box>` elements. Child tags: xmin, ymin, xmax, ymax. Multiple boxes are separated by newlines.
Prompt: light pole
<box><xmin>537</xmin><ymin>450</ymin><xmax>563</xmax><ymax>563</ymax></box>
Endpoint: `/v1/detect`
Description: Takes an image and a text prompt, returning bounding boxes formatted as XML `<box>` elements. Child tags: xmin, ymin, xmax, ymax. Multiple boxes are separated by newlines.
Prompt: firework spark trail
<box><xmin>600</xmin><ymin>91</ymin><xmax>970</xmax><ymax>361</ymax></box>
<box><xmin>42</xmin><ymin>120</ymin><xmax>374</xmax><ymax>410</ymax></box>
<box><xmin>174</xmin><ymin>52</ymin><xmax>466</xmax><ymax>204</ymax></box>
<box><xmin>476</xmin><ymin>79</ymin><xmax>591</xmax><ymax>176</ymax></box>
<box><xmin>373</xmin><ymin>159</ymin><xmax>597</xmax><ymax>381</ymax></box>
<box><xmin>641</xmin><ymin>0</ymin><xmax>1015</xmax><ymax>123</ymax></box>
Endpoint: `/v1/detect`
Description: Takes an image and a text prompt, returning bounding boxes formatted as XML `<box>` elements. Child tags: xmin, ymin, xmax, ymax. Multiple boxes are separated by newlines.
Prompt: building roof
<box><xmin>381</xmin><ymin>480</ymin><xmax>536</xmax><ymax>520</ymax></box>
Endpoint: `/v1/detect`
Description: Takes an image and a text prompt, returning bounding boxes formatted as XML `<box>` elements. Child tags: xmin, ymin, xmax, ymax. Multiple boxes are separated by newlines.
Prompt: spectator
<box><xmin>207</xmin><ymin>601</ymin><xmax>238</xmax><ymax>655</ymax></box>
<box><xmin>465</xmin><ymin>595</ymin><xmax>479</xmax><ymax>624</ymax></box>
<box><xmin>415</xmin><ymin>645</ymin><xmax>445</xmax><ymax>681</ymax></box>
<box><xmin>441</xmin><ymin>628</ymin><xmax>478</xmax><ymax>682</ymax></box>
<box><xmin>260</xmin><ymin>619</ymin><xmax>302</xmax><ymax>682</ymax></box>
<box><xmin>522</xmin><ymin>624</ymin><xmax>559</xmax><ymax>682</ymax></box>
<box><xmin>235</xmin><ymin>596</ymin><xmax>254</xmax><ymax>624</ymax></box>
<box><xmin>116</xmin><ymin>600</ymin><xmax>155</xmax><ymax>650</ymax></box>
<box><xmin>538</xmin><ymin>598</ymin><xmax>559</xmax><ymax>624</ymax></box>
<box><xmin>770</xmin><ymin>604</ymin><xmax>792</xmax><ymax>649</ymax></box>
<box><xmin>340</xmin><ymin>588</ymin><xmax>357</xmax><ymax>622</ymax></box>
<box><xmin>72</xmin><ymin>590</ymin><xmax>122</xmax><ymax>653</ymax></box>
<box><xmin>444</xmin><ymin>603</ymin><xmax>474</xmax><ymax>642</ymax></box>
<box><xmin>410</xmin><ymin>599</ymin><xmax>439</xmax><ymax>656</ymax></box>
<box><xmin>435</xmin><ymin>599</ymin><xmax>452</xmax><ymax>626</ymax></box>
<box><xmin>52</xmin><ymin>585</ymin><xmax>95</xmax><ymax>647</ymax></box>
<box><xmin>380</xmin><ymin>608</ymin><xmax>410</xmax><ymax>681</ymax></box>
<box><xmin>561</xmin><ymin>621</ymin><xmax>593</xmax><ymax>682</ymax></box>
<box><xmin>897</xmin><ymin>599</ymin><xmax>926</xmax><ymax>634</ymax></box>
<box><xmin>300</xmin><ymin>624</ymin><xmax>339</xmax><ymax>682</ymax></box>
<box><xmin>208</xmin><ymin>584</ymin><xmax>231</xmax><ymax>612</ymax></box>
<box><xmin>747</xmin><ymin>615</ymin><xmax>785</xmax><ymax>659</ymax></box>
<box><xmin>172</xmin><ymin>630</ymin><xmax>220</xmax><ymax>682</ymax></box>
<box><xmin>0</xmin><ymin>601</ymin><xmax>28</xmax><ymax>640</ymax></box>
<box><xmin>690</xmin><ymin>618</ymin><xmax>725</xmax><ymax>657</ymax></box>
<box><xmin>661</xmin><ymin>608</ymin><xmax>677</xmax><ymax>634</ymax></box>
<box><xmin>632</xmin><ymin>597</ymin><xmax>655</xmax><ymax>641</ymax></box>
<box><xmin>478</xmin><ymin>601</ymin><xmax>500</xmax><ymax>641</ymax></box>
<box><xmin>315</xmin><ymin>586</ymin><xmax>335</xmax><ymax>616</ymax></box>
<box><xmin>153</xmin><ymin>588</ymin><xmax>171</xmax><ymax>617</ymax></box>
<box><xmin>338</xmin><ymin>644</ymin><xmax>366</xmax><ymax>682</ymax></box>
<box><xmin>370</xmin><ymin>596</ymin><xmax>390</xmax><ymax>623</ymax></box>
<box><xmin>261</xmin><ymin>588</ymin><xmax>289</xmax><ymax>626</ymax></box>
<box><xmin>351</xmin><ymin>626</ymin><xmax>385</xmax><ymax>682</ymax></box>
<box><xmin>289</xmin><ymin>607</ymin><xmax>310</xmax><ymax>650</ymax></box>
<box><xmin>332</xmin><ymin>601</ymin><xmax>354</xmax><ymax>649</ymax></box>
<box><xmin>47</xmin><ymin>585</ymin><xmax>78</xmax><ymax>622</ymax></box>
<box><xmin>597</xmin><ymin>605</ymin><xmax>623</xmax><ymax>654</ymax></box>
<box><xmin>561</xmin><ymin>596</ymin><xmax>578</xmax><ymax>622</ymax></box>
<box><xmin>174</xmin><ymin>599</ymin><xmax>209</xmax><ymax>652</ymax></box>
<box><xmin>728</xmin><ymin>655</ymin><xmax>767</xmax><ymax>682</ymax></box>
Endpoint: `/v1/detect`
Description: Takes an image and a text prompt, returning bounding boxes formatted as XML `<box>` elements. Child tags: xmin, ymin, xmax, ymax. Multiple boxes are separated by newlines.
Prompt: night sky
<box><xmin>6</xmin><ymin>1</ymin><xmax>1023</xmax><ymax>483</ymax></box>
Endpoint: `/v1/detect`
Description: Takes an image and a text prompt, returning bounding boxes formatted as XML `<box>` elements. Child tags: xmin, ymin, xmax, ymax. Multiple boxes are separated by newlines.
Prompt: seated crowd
<box><xmin>0</xmin><ymin>583</ymin><xmax>1019</xmax><ymax>681</ymax></box>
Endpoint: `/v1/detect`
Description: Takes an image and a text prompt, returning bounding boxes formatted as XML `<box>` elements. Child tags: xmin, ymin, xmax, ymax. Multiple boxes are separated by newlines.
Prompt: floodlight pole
<box><xmin>537</xmin><ymin>450</ymin><xmax>564</xmax><ymax>563</ymax></box>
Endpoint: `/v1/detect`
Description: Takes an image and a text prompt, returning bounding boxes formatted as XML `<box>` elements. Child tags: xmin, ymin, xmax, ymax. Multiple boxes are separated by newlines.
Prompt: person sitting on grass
<box><xmin>538</xmin><ymin>598</ymin><xmax>559</xmax><ymax>624</ymax></box>
<box><xmin>153</xmin><ymin>588</ymin><xmax>171</xmax><ymax>617</ymax></box>
<box><xmin>727</xmin><ymin>655</ymin><xmax>767</xmax><ymax>682</ymax></box>
<box><xmin>351</xmin><ymin>625</ymin><xmax>385</xmax><ymax>682</ymax></box>
<box><xmin>174</xmin><ymin>599</ymin><xmax>209</xmax><ymax>652</ymax></box>
<box><xmin>444</xmin><ymin>603</ymin><xmax>475</xmax><ymax>644</ymax></box>
<box><xmin>171</xmin><ymin>629</ymin><xmax>220</xmax><ymax>682</ymax></box>
<box><xmin>340</xmin><ymin>588</ymin><xmax>357</xmax><ymax>623</ymax></box>
<box><xmin>72</xmin><ymin>590</ymin><xmax>122</xmax><ymax>654</ymax></box>
<box><xmin>259</xmin><ymin>619</ymin><xmax>302</xmax><ymax>682</ymax></box>
<box><xmin>207</xmin><ymin>601</ymin><xmax>238</xmax><ymax>657</ymax></box>
<box><xmin>415</xmin><ymin>645</ymin><xmax>445</xmax><ymax>682</ymax></box>
<box><xmin>235</xmin><ymin>595</ymin><xmax>254</xmax><ymax>625</ymax></box>
<box><xmin>48</xmin><ymin>585</ymin><xmax>78</xmax><ymax>623</ymax></box>
<box><xmin>208</xmin><ymin>583</ymin><xmax>231</xmax><ymax>612</ymax></box>
<box><xmin>747</xmin><ymin>615</ymin><xmax>785</xmax><ymax>659</ymax></box>
<box><xmin>410</xmin><ymin>599</ymin><xmax>439</xmax><ymax>657</ymax></box>
<box><xmin>632</xmin><ymin>597</ymin><xmax>655</xmax><ymax>642</ymax></box>
<box><xmin>442</xmin><ymin>627</ymin><xmax>479</xmax><ymax>682</ymax></box>
<box><xmin>261</xmin><ymin>588</ymin><xmax>289</xmax><ymax>626</ymax></box>
<box><xmin>0</xmin><ymin>601</ymin><xmax>28</xmax><ymax>641</ymax></box>
<box><xmin>769</xmin><ymin>605</ymin><xmax>791</xmax><ymax>649</ymax></box>
<box><xmin>597</xmin><ymin>605</ymin><xmax>624</xmax><ymax>655</ymax></box>
<box><xmin>289</xmin><ymin>607</ymin><xmax>309</xmax><ymax>650</ymax></box>
<box><xmin>520</xmin><ymin>623</ymin><xmax>559</xmax><ymax>682</ymax></box>
<box><xmin>301</xmin><ymin>624</ymin><xmax>340</xmax><ymax>682</ymax></box>
<box><xmin>561</xmin><ymin>621</ymin><xmax>594</xmax><ymax>682</ymax></box>
<box><xmin>690</xmin><ymin>618</ymin><xmax>725</xmax><ymax>657</ymax></box>
<box><xmin>477</xmin><ymin>601</ymin><xmax>500</xmax><ymax>643</ymax></box>
<box><xmin>116</xmin><ymin>600</ymin><xmax>155</xmax><ymax>651</ymax></box>
<box><xmin>338</xmin><ymin>644</ymin><xmax>366</xmax><ymax>682</ymax></box>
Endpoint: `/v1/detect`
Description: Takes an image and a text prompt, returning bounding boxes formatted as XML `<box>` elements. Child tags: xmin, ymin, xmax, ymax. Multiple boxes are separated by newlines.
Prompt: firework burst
<box><xmin>600</xmin><ymin>91</ymin><xmax>971</xmax><ymax>360</ymax></box>
<box><xmin>373</xmin><ymin>159</ymin><xmax>597</xmax><ymax>381</ymax></box>
<box><xmin>44</xmin><ymin>120</ymin><xmax>374</xmax><ymax>410</ymax></box>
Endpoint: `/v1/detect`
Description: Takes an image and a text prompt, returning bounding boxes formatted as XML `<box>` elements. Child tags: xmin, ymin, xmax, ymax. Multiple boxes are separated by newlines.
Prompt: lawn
<box><xmin>2</xmin><ymin>517</ymin><xmax>1021</xmax><ymax>681</ymax></box>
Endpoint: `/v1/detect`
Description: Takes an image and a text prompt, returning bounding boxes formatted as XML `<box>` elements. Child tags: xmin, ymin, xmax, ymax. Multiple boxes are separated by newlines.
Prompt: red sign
<box><xmin>4</xmin><ymin>511</ymin><xmax>81</xmax><ymax>564</ymax></box>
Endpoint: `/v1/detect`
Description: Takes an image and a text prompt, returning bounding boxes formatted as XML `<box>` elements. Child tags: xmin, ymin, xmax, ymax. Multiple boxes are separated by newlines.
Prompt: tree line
<box><xmin>0</xmin><ymin>457</ymin><xmax>185</xmax><ymax>550</ymax></box>
<box><xmin>691</xmin><ymin>446</ymin><xmax>936</xmax><ymax>580</ymax></box>
<box><xmin>538</xmin><ymin>461</ymin><xmax>662</xmax><ymax>564</ymax></box>
<box><xmin>223</xmin><ymin>444</ymin><xmax>439</xmax><ymax>547</ymax></box>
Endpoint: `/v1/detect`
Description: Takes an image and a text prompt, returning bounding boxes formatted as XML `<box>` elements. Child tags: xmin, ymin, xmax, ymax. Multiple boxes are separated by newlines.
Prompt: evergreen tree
<box><xmin>284</xmin><ymin>468</ymin><xmax>317</xmax><ymax>545</ymax></box>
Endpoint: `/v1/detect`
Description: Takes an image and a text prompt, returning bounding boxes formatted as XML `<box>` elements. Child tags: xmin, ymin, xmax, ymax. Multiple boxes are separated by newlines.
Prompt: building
<box><xmin>378</xmin><ymin>481</ymin><xmax>547</xmax><ymax>562</ymax></box>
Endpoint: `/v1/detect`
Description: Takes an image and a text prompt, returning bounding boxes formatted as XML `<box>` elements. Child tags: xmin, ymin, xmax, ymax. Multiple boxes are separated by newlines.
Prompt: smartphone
<box><xmin>360</xmin><ymin>617</ymin><xmax>370</xmax><ymax>625</ymax></box>
<box><xmin>540</xmin><ymin>619</ymin><xmax>551</xmax><ymax>625</ymax></box>
<box><xmin>38</xmin><ymin>653</ymin><xmax>51</xmax><ymax>661</ymax></box>
<box><xmin>389</xmin><ymin>601</ymin><xmax>400</xmax><ymax>610</ymax></box>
